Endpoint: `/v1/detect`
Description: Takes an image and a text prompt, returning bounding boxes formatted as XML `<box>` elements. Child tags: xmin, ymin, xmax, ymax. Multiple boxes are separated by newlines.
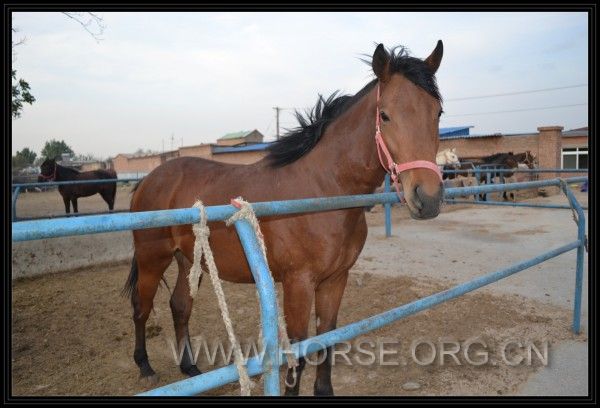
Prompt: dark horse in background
<box><xmin>38</xmin><ymin>158</ymin><xmax>117</xmax><ymax>214</ymax></box>
<box><xmin>460</xmin><ymin>151</ymin><xmax>536</xmax><ymax>200</ymax></box>
<box><xmin>124</xmin><ymin>41</ymin><xmax>445</xmax><ymax>395</ymax></box>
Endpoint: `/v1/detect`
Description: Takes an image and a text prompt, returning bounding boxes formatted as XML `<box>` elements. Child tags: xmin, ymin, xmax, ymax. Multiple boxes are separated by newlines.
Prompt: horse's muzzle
<box><xmin>408</xmin><ymin>182</ymin><xmax>443</xmax><ymax>220</ymax></box>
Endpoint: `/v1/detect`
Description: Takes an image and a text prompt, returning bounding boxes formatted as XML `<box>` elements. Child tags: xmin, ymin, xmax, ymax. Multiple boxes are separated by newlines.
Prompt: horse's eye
<box><xmin>438</xmin><ymin>109</ymin><xmax>444</xmax><ymax>118</ymax></box>
<box><xmin>380</xmin><ymin>111</ymin><xmax>390</xmax><ymax>122</ymax></box>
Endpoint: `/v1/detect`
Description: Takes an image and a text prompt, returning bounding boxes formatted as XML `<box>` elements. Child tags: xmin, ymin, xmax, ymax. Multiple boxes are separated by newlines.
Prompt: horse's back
<box><xmin>130</xmin><ymin>156</ymin><xmax>245</xmax><ymax>212</ymax></box>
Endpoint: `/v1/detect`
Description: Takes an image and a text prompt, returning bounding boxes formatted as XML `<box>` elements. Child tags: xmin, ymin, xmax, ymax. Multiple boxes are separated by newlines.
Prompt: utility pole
<box><xmin>170</xmin><ymin>133</ymin><xmax>175</xmax><ymax>151</ymax></box>
<box><xmin>273</xmin><ymin>107</ymin><xmax>281</xmax><ymax>140</ymax></box>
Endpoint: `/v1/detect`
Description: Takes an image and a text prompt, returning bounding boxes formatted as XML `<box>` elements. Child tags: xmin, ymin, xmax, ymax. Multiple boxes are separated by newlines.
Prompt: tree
<box><xmin>12</xmin><ymin>70</ymin><xmax>36</xmax><ymax>119</ymax></box>
<box><xmin>12</xmin><ymin>28</ymin><xmax>35</xmax><ymax>119</ymax></box>
<box><xmin>41</xmin><ymin>139</ymin><xmax>74</xmax><ymax>160</ymax></box>
<box><xmin>12</xmin><ymin>147</ymin><xmax>37</xmax><ymax>169</ymax></box>
<box><xmin>11</xmin><ymin>13</ymin><xmax>105</xmax><ymax>119</ymax></box>
<box><xmin>62</xmin><ymin>12</ymin><xmax>106</xmax><ymax>42</ymax></box>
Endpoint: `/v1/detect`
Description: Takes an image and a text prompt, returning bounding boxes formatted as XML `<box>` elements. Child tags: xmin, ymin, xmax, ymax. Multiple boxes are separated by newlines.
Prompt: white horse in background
<box><xmin>436</xmin><ymin>148</ymin><xmax>460</xmax><ymax>166</ymax></box>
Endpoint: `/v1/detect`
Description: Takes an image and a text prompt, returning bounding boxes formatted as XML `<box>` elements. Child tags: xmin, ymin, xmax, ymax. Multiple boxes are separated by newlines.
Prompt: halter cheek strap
<box><xmin>374</xmin><ymin>83</ymin><xmax>442</xmax><ymax>201</ymax></box>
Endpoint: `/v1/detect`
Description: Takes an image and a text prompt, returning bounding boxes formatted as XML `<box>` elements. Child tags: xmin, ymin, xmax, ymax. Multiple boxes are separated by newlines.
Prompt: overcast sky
<box><xmin>11</xmin><ymin>11</ymin><xmax>588</xmax><ymax>159</ymax></box>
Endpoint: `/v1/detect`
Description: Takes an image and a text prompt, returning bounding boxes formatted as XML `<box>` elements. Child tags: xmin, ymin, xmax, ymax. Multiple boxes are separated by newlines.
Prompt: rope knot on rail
<box><xmin>189</xmin><ymin>197</ymin><xmax>299</xmax><ymax>396</ymax></box>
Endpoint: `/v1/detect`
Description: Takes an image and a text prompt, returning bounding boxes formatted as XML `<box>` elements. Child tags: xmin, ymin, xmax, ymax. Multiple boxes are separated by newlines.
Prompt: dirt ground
<box><xmin>12</xmin><ymin>262</ymin><xmax>581</xmax><ymax>397</ymax></box>
<box><xmin>11</xmin><ymin>184</ymin><xmax>588</xmax><ymax>396</ymax></box>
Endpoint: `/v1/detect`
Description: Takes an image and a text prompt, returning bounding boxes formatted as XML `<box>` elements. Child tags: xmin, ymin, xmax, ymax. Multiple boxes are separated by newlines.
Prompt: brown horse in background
<box><xmin>125</xmin><ymin>41</ymin><xmax>445</xmax><ymax>395</ymax></box>
<box><xmin>38</xmin><ymin>158</ymin><xmax>117</xmax><ymax>214</ymax></box>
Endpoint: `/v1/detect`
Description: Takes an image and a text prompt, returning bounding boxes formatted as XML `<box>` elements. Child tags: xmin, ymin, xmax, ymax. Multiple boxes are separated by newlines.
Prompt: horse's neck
<box><xmin>283</xmin><ymin>87</ymin><xmax>385</xmax><ymax>195</ymax></box>
<box><xmin>56</xmin><ymin>164</ymin><xmax>76</xmax><ymax>180</ymax></box>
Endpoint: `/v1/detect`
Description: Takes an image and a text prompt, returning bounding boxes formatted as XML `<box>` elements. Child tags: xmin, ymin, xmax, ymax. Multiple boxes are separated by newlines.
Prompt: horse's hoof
<box><xmin>314</xmin><ymin>383</ymin><xmax>334</xmax><ymax>396</ymax></box>
<box><xmin>139</xmin><ymin>373</ymin><xmax>160</xmax><ymax>386</ymax></box>
<box><xmin>181</xmin><ymin>365</ymin><xmax>202</xmax><ymax>377</ymax></box>
<box><xmin>314</xmin><ymin>388</ymin><xmax>334</xmax><ymax>396</ymax></box>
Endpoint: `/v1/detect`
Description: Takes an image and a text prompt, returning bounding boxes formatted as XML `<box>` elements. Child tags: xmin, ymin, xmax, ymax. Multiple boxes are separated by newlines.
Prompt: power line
<box><xmin>446</xmin><ymin>84</ymin><xmax>587</xmax><ymax>101</ymax></box>
<box><xmin>444</xmin><ymin>103</ymin><xmax>587</xmax><ymax>117</ymax></box>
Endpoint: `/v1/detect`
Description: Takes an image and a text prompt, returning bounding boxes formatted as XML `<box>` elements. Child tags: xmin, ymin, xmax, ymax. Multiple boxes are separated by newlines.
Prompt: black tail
<box><xmin>122</xmin><ymin>254</ymin><xmax>138</xmax><ymax>299</ymax></box>
<box><xmin>121</xmin><ymin>252</ymin><xmax>171</xmax><ymax>300</ymax></box>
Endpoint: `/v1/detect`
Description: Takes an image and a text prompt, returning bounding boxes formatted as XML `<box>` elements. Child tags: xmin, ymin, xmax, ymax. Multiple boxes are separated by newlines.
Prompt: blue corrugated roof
<box><xmin>439</xmin><ymin>126</ymin><xmax>474</xmax><ymax>139</ymax></box>
<box><xmin>211</xmin><ymin>143</ymin><xmax>271</xmax><ymax>154</ymax></box>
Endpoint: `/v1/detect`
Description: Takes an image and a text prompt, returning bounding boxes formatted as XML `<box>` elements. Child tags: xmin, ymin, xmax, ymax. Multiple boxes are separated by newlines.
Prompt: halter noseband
<box><xmin>39</xmin><ymin>163</ymin><xmax>57</xmax><ymax>181</ymax></box>
<box><xmin>374</xmin><ymin>83</ymin><xmax>443</xmax><ymax>200</ymax></box>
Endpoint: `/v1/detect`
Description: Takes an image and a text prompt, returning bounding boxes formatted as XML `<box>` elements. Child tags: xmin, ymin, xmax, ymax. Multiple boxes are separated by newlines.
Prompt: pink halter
<box><xmin>374</xmin><ymin>83</ymin><xmax>442</xmax><ymax>201</ymax></box>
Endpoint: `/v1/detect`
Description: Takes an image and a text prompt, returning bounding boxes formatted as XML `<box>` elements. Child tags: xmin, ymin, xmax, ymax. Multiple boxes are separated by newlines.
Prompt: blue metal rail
<box><xmin>10</xmin><ymin>177</ymin><xmax>588</xmax><ymax>396</ymax></box>
<box><xmin>442</xmin><ymin>168</ymin><xmax>588</xmax><ymax>174</ymax></box>
<box><xmin>11</xmin><ymin>177</ymin><xmax>587</xmax><ymax>242</ymax></box>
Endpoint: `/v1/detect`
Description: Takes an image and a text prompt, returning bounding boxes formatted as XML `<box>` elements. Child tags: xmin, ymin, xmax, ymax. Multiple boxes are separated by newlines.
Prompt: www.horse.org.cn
<box><xmin>163</xmin><ymin>336</ymin><xmax>549</xmax><ymax>368</ymax></box>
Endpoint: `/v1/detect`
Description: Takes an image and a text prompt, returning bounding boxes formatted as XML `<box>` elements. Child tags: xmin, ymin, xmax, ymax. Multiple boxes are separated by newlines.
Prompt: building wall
<box><xmin>179</xmin><ymin>144</ymin><xmax>212</xmax><ymax>158</ymax></box>
<box><xmin>440</xmin><ymin>126</ymin><xmax>588</xmax><ymax>194</ymax></box>
<box><xmin>80</xmin><ymin>161</ymin><xmax>106</xmax><ymax>171</ymax></box>
<box><xmin>439</xmin><ymin>134</ymin><xmax>539</xmax><ymax>160</ymax></box>
<box><xmin>562</xmin><ymin>136</ymin><xmax>588</xmax><ymax>148</ymax></box>
<box><xmin>217</xmin><ymin>137</ymin><xmax>245</xmax><ymax>146</ymax></box>
<box><xmin>211</xmin><ymin>151</ymin><xmax>266</xmax><ymax>164</ymax></box>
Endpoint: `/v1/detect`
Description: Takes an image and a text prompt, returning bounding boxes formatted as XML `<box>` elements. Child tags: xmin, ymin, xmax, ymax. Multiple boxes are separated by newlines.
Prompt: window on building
<box><xmin>561</xmin><ymin>147</ymin><xmax>588</xmax><ymax>169</ymax></box>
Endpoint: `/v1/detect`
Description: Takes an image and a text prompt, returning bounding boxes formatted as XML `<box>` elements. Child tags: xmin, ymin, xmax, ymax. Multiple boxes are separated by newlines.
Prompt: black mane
<box><xmin>266</xmin><ymin>45</ymin><xmax>441</xmax><ymax>167</ymax></box>
<box><xmin>57</xmin><ymin>163</ymin><xmax>81</xmax><ymax>175</ymax></box>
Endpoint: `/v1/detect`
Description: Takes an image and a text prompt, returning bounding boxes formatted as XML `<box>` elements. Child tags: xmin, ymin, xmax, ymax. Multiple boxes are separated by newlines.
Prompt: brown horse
<box><xmin>125</xmin><ymin>41</ymin><xmax>445</xmax><ymax>395</ymax></box>
<box><xmin>38</xmin><ymin>158</ymin><xmax>117</xmax><ymax>214</ymax></box>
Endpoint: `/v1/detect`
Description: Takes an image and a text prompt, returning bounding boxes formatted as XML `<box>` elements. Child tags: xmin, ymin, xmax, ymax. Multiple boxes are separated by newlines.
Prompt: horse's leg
<box><xmin>169</xmin><ymin>250</ymin><xmax>202</xmax><ymax>377</ymax></box>
<box><xmin>131</xmin><ymin>250</ymin><xmax>172</xmax><ymax>384</ymax></box>
<box><xmin>282</xmin><ymin>273</ymin><xmax>315</xmax><ymax>396</ymax></box>
<box><xmin>71</xmin><ymin>197</ymin><xmax>78</xmax><ymax>213</ymax></box>
<box><xmin>62</xmin><ymin>195</ymin><xmax>70</xmax><ymax>214</ymax></box>
<box><xmin>313</xmin><ymin>270</ymin><xmax>349</xmax><ymax>396</ymax></box>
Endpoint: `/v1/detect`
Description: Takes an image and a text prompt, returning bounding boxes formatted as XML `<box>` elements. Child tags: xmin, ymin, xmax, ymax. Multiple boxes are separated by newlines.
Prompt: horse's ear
<box><xmin>424</xmin><ymin>40</ymin><xmax>443</xmax><ymax>74</ymax></box>
<box><xmin>451</xmin><ymin>148</ymin><xmax>456</xmax><ymax>153</ymax></box>
<box><xmin>372</xmin><ymin>43</ymin><xmax>391</xmax><ymax>82</ymax></box>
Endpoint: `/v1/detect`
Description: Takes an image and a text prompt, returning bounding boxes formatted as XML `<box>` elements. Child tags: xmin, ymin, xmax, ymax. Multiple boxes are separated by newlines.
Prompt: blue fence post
<box><xmin>233</xmin><ymin>219</ymin><xmax>280</xmax><ymax>396</ymax></box>
<box><xmin>485</xmin><ymin>171</ymin><xmax>491</xmax><ymax>201</ymax></box>
<box><xmin>384</xmin><ymin>173</ymin><xmax>392</xmax><ymax>237</ymax></box>
<box><xmin>562</xmin><ymin>184</ymin><xmax>586</xmax><ymax>334</ymax></box>
<box><xmin>12</xmin><ymin>186</ymin><xmax>21</xmax><ymax>222</ymax></box>
<box><xmin>474</xmin><ymin>169</ymin><xmax>480</xmax><ymax>201</ymax></box>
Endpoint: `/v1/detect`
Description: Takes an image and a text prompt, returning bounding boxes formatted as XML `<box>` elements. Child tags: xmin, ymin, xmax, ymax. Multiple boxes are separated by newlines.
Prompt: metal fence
<box><xmin>381</xmin><ymin>169</ymin><xmax>588</xmax><ymax>237</ymax></box>
<box><xmin>11</xmin><ymin>178</ymin><xmax>143</xmax><ymax>222</ymax></box>
<box><xmin>11</xmin><ymin>177</ymin><xmax>587</xmax><ymax>396</ymax></box>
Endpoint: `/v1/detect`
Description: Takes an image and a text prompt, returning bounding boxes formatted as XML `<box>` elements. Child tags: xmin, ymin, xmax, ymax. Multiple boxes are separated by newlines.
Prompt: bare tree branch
<box><xmin>62</xmin><ymin>12</ymin><xmax>106</xmax><ymax>42</ymax></box>
<box><xmin>12</xmin><ymin>27</ymin><xmax>27</xmax><ymax>61</ymax></box>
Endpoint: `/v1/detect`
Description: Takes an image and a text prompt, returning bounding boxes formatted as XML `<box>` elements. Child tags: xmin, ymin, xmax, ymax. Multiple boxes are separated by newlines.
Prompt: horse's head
<box><xmin>524</xmin><ymin>151</ymin><xmax>536</xmax><ymax>169</ymax></box>
<box><xmin>38</xmin><ymin>158</ymin><xmax>57</xmax><ymax>182</ymax></box>
<box><xmin>437</xmin><ymin>148</ymin><xmax>460</xmax><ymax>167</ymax></box>
<box><xmin>372</xmin><ymin>41</ymin><xmax>444</xmax><ymax>219</ymax></box>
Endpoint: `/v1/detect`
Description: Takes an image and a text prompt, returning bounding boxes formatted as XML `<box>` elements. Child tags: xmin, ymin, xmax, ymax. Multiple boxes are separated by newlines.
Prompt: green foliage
<box><xmin>11</xmin><ymin>147</ymin><xmax>37</xmax><ymax>169</ymax></box>
<box><xmin>11</xmin><ymin>70</ymin><xmax>35</xmax><ymax>119</ymax></box>
<box><xmin>41</xmin><ymin>139</ymin><xmax>74</xmax><ymax>160</ymax></box>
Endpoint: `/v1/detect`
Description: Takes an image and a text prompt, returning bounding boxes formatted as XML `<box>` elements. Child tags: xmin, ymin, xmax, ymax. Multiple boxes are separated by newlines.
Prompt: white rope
<box><xmin>225</xmin><ymin>197</ymin><xmax>299</xmax><ymax>389</ymax></box>
<box><xmin>189</xmin><ymin>201</ymin><xmax>254</xmax><ymax>396</ymax></box>
<box><xmin>188</xmin><ymin>197</ymin><xmax>299</xmax><ymax>395</ymax></box>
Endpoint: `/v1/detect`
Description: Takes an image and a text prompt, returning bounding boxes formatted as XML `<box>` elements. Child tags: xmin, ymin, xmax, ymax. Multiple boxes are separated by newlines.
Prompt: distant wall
<box><xmin>12</xmin><ymin>231</ymin><xmax>133</xmax><ymax>279</ymax></box>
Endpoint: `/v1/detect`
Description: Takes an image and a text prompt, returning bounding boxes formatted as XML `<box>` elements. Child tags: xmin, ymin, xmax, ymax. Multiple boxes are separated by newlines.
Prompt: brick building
<box><xmin>439</xmin><ymin>125</ymin><xmax>588</xmax><ymax>180</ymax></box>
<box><xmin>110</xmin><ymin>130</ymin><xmax>267</xmax><ymax>177</ymax></box>
<box><xmin>110</xmin><ymin>125</ymin><xmax>588</xmax><ymax>182</ymax></box>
